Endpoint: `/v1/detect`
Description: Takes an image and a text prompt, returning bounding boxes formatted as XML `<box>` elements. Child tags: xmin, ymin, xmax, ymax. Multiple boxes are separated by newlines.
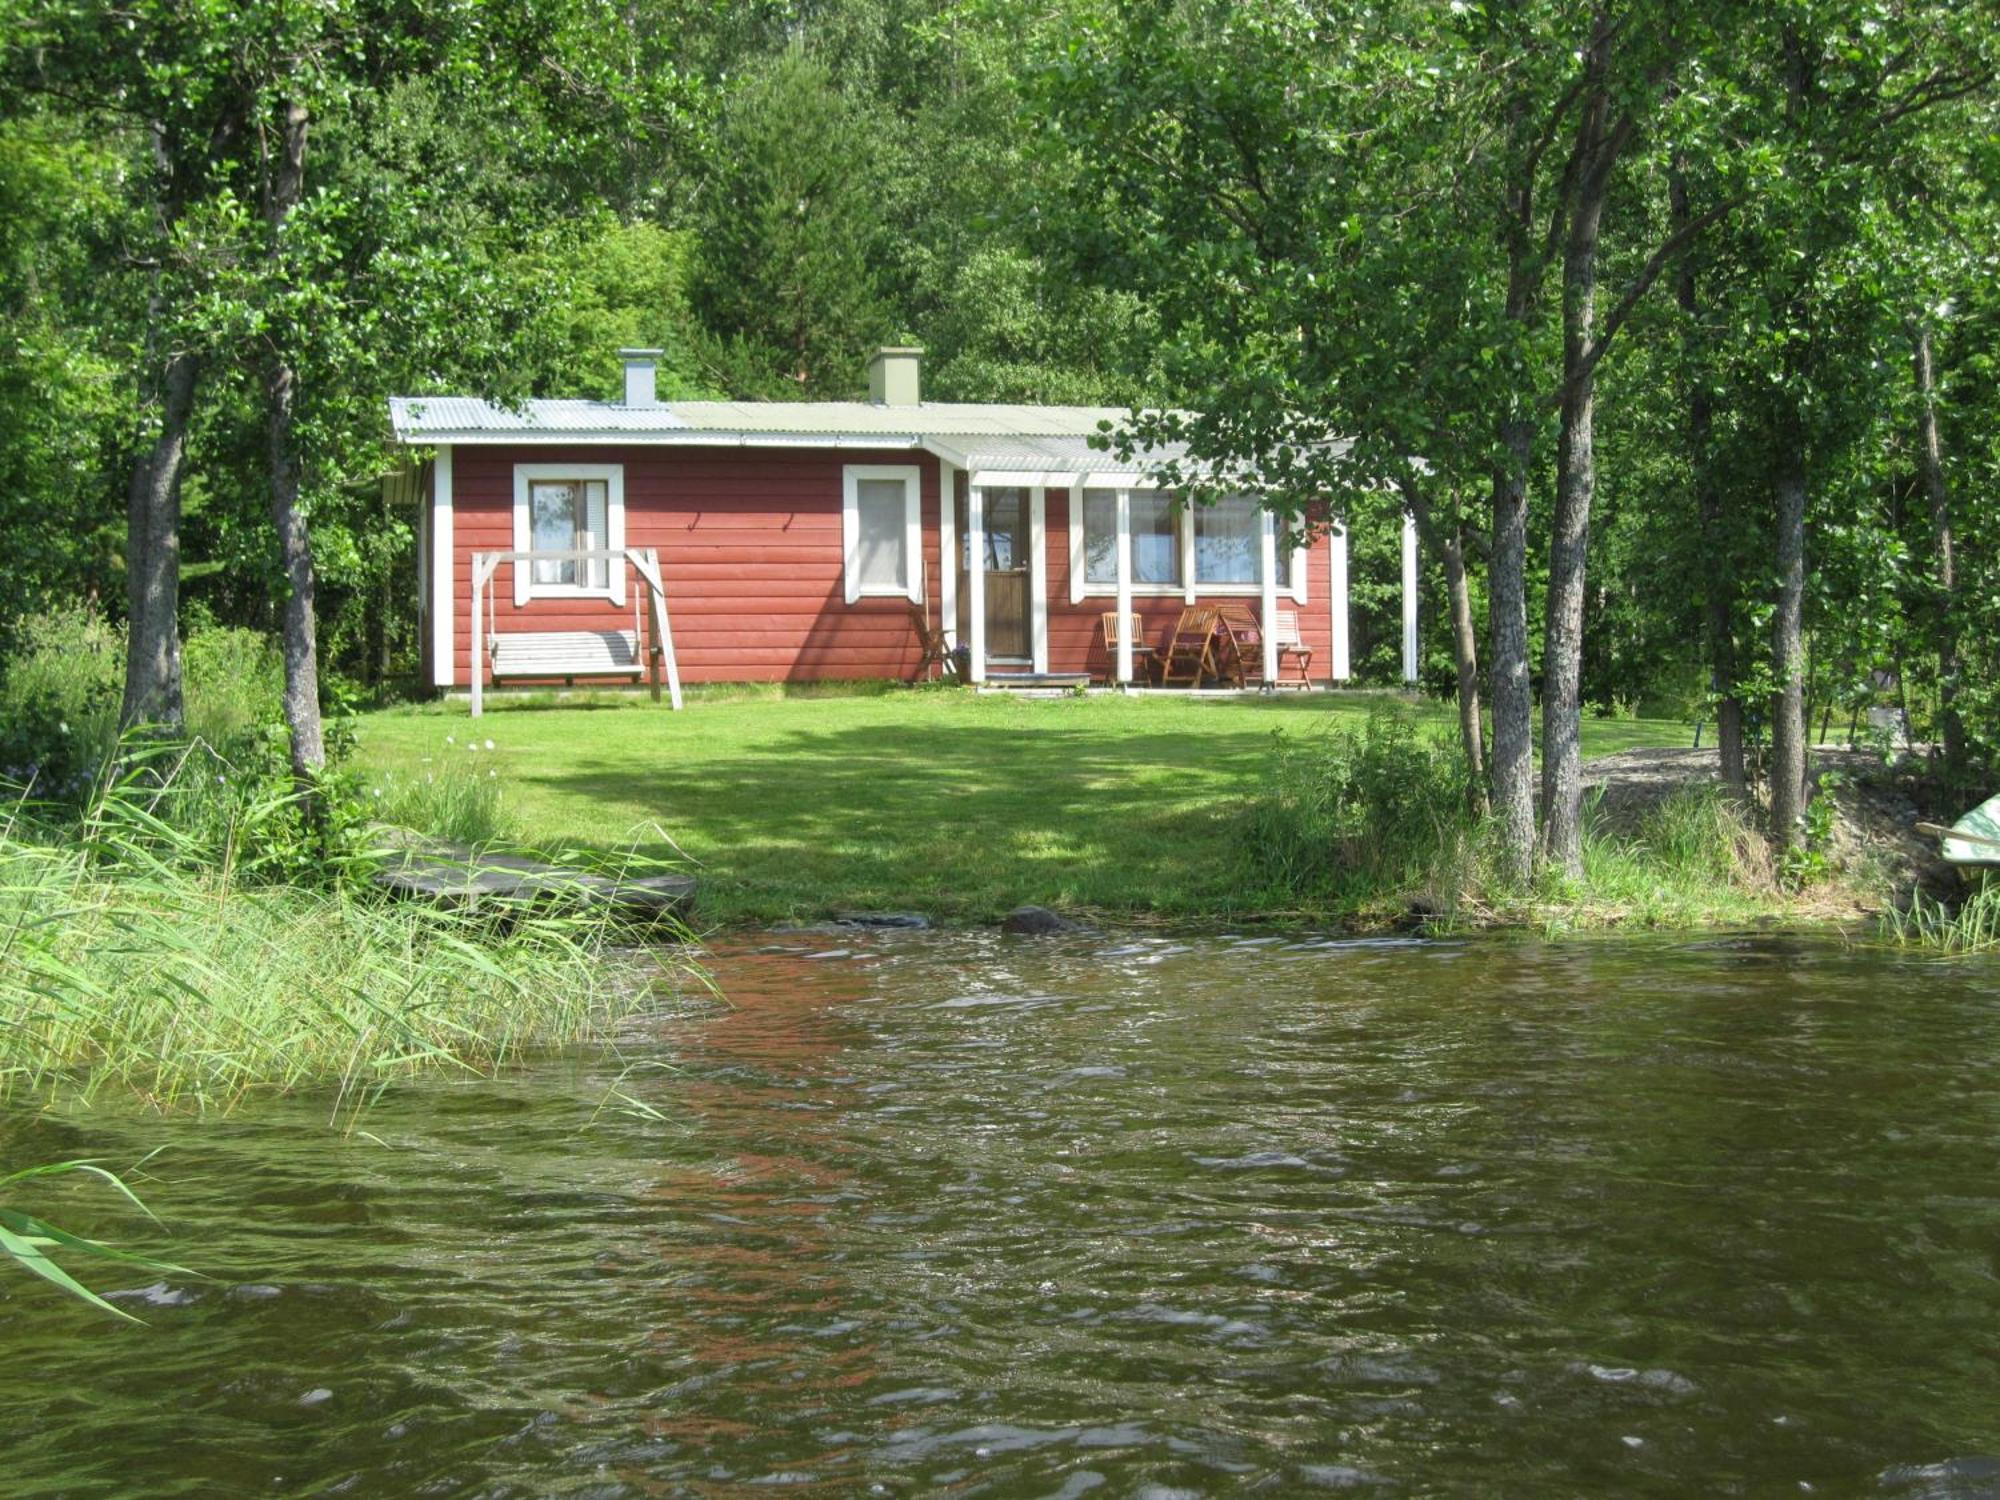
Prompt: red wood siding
<box><xmin>442</xmin><ymin>450</ymin><xmax>1337</xmax><ymax>686</ymax></box>
<box><xmin>447</xmin><ymin>444</ymin><xmax>942</xmax><ymax>685</ymax></box>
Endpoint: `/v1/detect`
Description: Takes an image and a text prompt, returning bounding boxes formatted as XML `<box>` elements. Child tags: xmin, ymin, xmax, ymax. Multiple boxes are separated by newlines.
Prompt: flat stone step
<box><xmin>375</xmin><ymin>844</ymin><xmax>695</xmax><ymax>921</ymax></box>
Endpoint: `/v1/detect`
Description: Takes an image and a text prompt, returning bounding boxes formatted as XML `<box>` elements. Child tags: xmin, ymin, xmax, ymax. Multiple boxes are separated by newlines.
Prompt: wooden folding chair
<box><xmin>907</xmin><ymin>602</ymin><xmax>955</xmax><ymax>682</ymax></box>
<box><xmin>1272</xmin><ymin>609</ymin><xmax>1314</xmax><ymax>686</ymax></box>
<box><xmin>1211</xmin><ymin>602</ymin><xmax>1266</xmax><ymax>687</ymax></box>
<box><xmin>1157</xmin><ymin>606</ymin><xmax>1219</xmax><ymax>687</ymax></box>
<box><xmin>1099</xmin><ymin>611</ymin><xmax>1157</xmax><ymax>684</ymax></box>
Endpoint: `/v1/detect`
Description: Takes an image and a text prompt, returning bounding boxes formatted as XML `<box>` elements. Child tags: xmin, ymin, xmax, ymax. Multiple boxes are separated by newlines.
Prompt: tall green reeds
<box><xmin>1</xmin><ymin>1160</ymin><xmax>190</xmax><ymax>1321</ymax></box>
<box><xmin>1883</xmin><ymin>880</ymin><xmax>2000</xmax><ymax>953</ymax></box>
<box><xmin>0</xmin><ymin>761</ymin><xmax>685</xmax><ymax>1114</ymax></box>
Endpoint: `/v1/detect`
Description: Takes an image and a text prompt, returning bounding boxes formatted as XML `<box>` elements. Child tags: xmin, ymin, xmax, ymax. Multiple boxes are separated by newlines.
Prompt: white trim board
<box><xmin>938</xmin><ymin>459</ymin><xmax>959</xmax><ymax>647</ymax></box>
<box><xmin>1029</xmin><ymin>485</ymin><xmax>1049</xmax><ymax>674</ymax></box>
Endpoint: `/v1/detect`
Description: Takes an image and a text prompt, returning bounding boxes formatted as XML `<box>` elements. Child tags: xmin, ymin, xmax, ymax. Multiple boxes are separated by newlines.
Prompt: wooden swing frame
<box><xmin>468</xmin><ymin>547</ymin><xmax>683</xmax><ymax>717</ymax></box>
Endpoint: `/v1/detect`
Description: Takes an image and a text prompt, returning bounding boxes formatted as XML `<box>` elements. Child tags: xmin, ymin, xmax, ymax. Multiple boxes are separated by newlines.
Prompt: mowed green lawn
<box><xmin>354</xmin><ymin>689</ymin><xmax>1693</xmax><ymax>928</ymax></box>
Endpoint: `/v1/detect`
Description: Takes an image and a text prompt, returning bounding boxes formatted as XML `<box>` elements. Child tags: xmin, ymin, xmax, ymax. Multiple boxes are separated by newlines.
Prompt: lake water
<box><xmin>3</xmin><ymin>931</ymin><xmax>1999</xmax><ymax>1496</ymax></box>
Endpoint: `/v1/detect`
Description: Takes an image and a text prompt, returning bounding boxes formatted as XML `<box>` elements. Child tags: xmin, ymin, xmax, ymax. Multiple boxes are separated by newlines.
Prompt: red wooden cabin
<box><xmin>393</xmin><ymin>349</ymin><xmax>1419</xmax><ymax>697</ymax></box>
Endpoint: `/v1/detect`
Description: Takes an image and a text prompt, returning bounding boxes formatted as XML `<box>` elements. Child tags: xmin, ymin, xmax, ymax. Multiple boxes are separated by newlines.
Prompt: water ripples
<box><xmin>3</xmin><ymin>931</ymin><xmax>1999</xmax><ymax>1495</ymax></box>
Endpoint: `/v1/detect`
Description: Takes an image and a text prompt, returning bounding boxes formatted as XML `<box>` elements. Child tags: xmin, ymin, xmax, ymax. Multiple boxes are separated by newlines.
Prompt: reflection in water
<box><xmin>3</xmin><ymin>931</ymin><xmax>1999</xmax><ymax>1496</ymax></box>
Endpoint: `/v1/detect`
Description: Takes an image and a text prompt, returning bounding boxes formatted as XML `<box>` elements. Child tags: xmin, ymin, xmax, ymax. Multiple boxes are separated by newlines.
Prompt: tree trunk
<box><xmin>1769</xmin><ymin>420</ymin><xmax>1809</xmax><ymax>850</ymax></box>
<box><xmin>1671</xmin><ymin>158</ymin><xmax>1746</xmax><ymax>799</ymax></box>
<box><xmin>1443</xmin><ymin>524</ymin><xmax>1487</xmax><ymax>812</ymax></box>
<box><xmin>1912</xmin><ymin>322</ymin><xmax>1961</xmax><ymax>772</ymax></box>
<box><xmin>264</xmin><ymin>99</ymin><xmax>325</xmax><ymax>784</ymax></box>
<box><xmin>1487</xmin><ymin>415</ymin><xmax>1536</xmax><ymax>884</ymax></box>
<box><xmin>120</xmin><ymin>348</ymin><xmax>198</xmax><ymax>731</ymax></box>
<box><xmin>1403</xmin><ymin>480</ymin><xmax>1487</xmax><ymax>809</ymax></box>
<box><xmin>1540</xmin><ymin>59</ymin><xmax>1614</xmax><ymax>878</ymax></box>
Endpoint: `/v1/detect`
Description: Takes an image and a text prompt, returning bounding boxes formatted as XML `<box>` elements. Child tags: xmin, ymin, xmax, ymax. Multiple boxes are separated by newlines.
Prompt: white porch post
<box><xmin>1330</xmin><ymin>523</ymin><xmax>1351</xmax><ymax>681</ymax></box>
<box><xmin>1400</xmin><ymin>510</ymin><xmax>1419</xmax><ymax>684</ymax></box>
<box><xmin>1029</xmin><ymin>485</ymin><xmax>1049</xmax><ymax>675</ymax></box>
<box><xmin>431</xmin><ymin>444</ymin><xmax>454</xmax><ymax>688</ymax></box>
<box><xmin>469</xmin><ymin>552</ymin><xmax>486</xmax><ymax>718</ymax></box>
<box><xmin>939</xmin><ymin>461</ymin><xmax>958</xmax><ymax>650</ymax></box>
<box><xmin>1259</xmin><ymin>508</ymin><xmax>1280</xmax><ymax>685</ymax></box>
<box><xmin>1115</xmin><ymin>487</ymin><xmax>1134</xmax><ymax>686</ymax></box>
<box><xmin>968</xmin><ymin>482</ymin><xmax>987</xmax><ymax>683</ymax></box>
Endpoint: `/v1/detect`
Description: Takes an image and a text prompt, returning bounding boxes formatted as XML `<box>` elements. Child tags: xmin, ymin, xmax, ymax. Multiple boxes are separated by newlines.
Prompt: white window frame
<box><xmin>1069</xmin><ymin>488</ymin><xmax>1184</xmax><ymax>599</ymax></box>
<box><xmin>1067</xmin><ymin>485</ymin><xmax>1307</xmax><ymax>604</ymax></box>
<box><xmin>512</xmin><ymin>462</ymin><xmax>626</xmax><ymax>606</ymax></box>
<box><xmin>842</xmin><ymin>464</ymin><xmax>924</xmax><ymax>605</ymax></box>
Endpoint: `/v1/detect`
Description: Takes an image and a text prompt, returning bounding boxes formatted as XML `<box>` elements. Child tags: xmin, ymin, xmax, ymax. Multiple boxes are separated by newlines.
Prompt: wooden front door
<box><xmin>959</xmin><ymin>487</ymin><xmax>1030</xmax><ymax>660</ymax></box>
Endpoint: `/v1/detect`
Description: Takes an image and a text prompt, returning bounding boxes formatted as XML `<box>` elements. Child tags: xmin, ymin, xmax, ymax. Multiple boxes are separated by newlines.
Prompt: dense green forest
<box><xmin>1</xmin><ymin>0</ymin><xmax>1994</xmax><ymax>879</ymax></box>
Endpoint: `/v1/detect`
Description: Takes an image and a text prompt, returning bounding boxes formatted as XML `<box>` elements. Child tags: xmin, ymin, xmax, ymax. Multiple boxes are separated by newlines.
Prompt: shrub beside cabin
<box><xmin>390</xmin><ymin>348</ymin><xmax>1419</xmax><ymax>697</ymax></box>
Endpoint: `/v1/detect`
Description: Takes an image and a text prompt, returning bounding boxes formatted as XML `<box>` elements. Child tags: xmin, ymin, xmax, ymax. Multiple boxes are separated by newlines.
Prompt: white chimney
<box><xmin>867</xmin><ymin>346</ymin><xmax>923</xmax><ymax>406</ymax></box>
<box><xmin>620</xmin><ymin>347</ymin><xmax>661</xmax><ymax>407</ymax></box>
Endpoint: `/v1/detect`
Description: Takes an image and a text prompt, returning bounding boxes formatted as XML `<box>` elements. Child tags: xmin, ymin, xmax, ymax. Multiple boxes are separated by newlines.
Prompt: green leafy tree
<box><xmin>691</xmin><ymin>47</ymin><xmax>891</xmax><ymax>395</ymax></box>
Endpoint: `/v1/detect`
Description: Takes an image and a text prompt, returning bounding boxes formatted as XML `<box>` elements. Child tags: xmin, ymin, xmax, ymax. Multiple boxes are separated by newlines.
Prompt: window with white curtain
<box><xmin>1083</xmin><ymin>490</ymin><xmax>1181</xmax><ymax>588</ymax></box>
<box><xmin>1194</xmin><ymin>495</ymin><xmax>1290</xmax><ymax>587</ymax></box>
<box><xmin>512</xmin><ymin>463</ymin><xmax>624</xmax><ymax>603</ymax></box>
<box><xmin>528</xmin><ymin>478</ymin><xmax>609</xmax><ymax>589</ymax></box>
<box><xmin>842</xmin><ymin>465</ymin><xmax>922</xmax><ymax>603</ymax></box>
<box><xmin>852</xmin><ymin>480</ymin><xmax>908</xmax><ymax>588</ymax></box>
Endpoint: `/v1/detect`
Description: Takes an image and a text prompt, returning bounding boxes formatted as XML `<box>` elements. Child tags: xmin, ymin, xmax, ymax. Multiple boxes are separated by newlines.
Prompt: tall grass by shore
<box><xmin>1884</xmin><ymin>881</ymin><xmax>2000</xmax><ymax>953</ymax></box>
<box><xmin>0</xmin><ymin>609</ymin><xmax>693</xmax><ymax>1114</ymax></box>
<box><xmin>1242</xmin><ymin>708</ymin><xmax>1790</xmax><ymax>928</ymax></box>
<box><xmin>1</xmin><ymin>782</ymin><xmax>676</xmax><ymax>1114</ymax></box>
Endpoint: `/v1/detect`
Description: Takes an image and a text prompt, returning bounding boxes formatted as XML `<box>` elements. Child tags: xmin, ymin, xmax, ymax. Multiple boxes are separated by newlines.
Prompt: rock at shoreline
<box><xmin>1001</xmin><ymin>905</ymin><xmax>1082</xmax><ymax>935</ymax></box>
<box><xmin>832</xmin><ymin>912</ymin><xmax>932</xmax><ymax>930</ymax></box>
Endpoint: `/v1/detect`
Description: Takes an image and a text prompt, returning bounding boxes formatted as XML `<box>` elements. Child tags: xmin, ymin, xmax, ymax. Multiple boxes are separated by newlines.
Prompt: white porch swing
<box><xmin>467</xmin><ymin>546</ymin><xmax>683</xmax><ymax>716</ymax></box>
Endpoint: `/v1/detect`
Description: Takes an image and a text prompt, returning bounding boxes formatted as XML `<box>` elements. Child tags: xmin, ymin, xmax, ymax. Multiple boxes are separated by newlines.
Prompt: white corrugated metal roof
<box><xmin>388</xmin><ymin>395</ymin><xmax>1137</xmax><ymax>442</ymax></box>
<box><xmin>938</xmin><ymin>434</ymin><xmax>1189</xmax><ymax>474</ymax></box>
<box><xmin>389</xmin><ymin>397</ymin><xmax>694</xmax><ymax>434</ymax></box>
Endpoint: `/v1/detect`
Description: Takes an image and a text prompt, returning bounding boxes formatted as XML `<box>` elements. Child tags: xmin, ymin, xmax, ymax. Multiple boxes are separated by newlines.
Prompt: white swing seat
<box><xmin>489</xmin><ymin>629</ymin><xmax>645</xmax><ymax>682</ymax></box>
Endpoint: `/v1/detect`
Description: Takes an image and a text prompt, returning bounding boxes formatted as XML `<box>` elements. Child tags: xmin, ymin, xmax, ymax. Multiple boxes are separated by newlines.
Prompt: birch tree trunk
<box><xmin>1769</xmin><ymin>422</ymin><xmax>1809</xmax><ymax>850</ymax></box>
<box><xmin>1539</xmin><ymin>62</ymin><xmax>1613</xmax><ymax>879</ymax></box>
<box><xmin>120</xmin><ymin>347</ymin><xmax>198</xmax><ymax>730</ymax></box>
<box><xmin>1403</xmin><ymin>480</ymin><xmax>1487</xmax><ymax>808</ymax></box>
<box><xmin>1912</xmin><ymin>323</ymin><xmax>1962</xmax><ymax>772</ymax></box>
<box><xmin>1443</xmin><ymin>524</ymin><xmax>1487</xmax><ymax>813</ymax></box>
<box><xmin>264</xmin><ymin>99</ymin><xmax>326</xmax><ymax>783</ymax></box>
<box><xmin>1488</xmin><ymin>415</ymin><xmax>1536</xmax><ymax>884</ymax></box>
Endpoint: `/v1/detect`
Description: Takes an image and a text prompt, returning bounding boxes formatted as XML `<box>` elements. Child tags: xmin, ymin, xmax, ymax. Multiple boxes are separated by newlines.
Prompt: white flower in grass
<box><xmin>445</xmin><ymin>734</ymin><xmax>455</xmax><ymax>745</ymax></box>
<box><xmin>483</xmin><ymin>738</ymin><xmax>495</xmax><ymax>751</ymax></box>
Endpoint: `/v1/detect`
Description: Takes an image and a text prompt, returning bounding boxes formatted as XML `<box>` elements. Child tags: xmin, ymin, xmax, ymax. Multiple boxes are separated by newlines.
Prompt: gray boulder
<box><xmin>1000</xmin><ymin>905</ymin><xmax>1081</xmax><ymax>935</ymax></box>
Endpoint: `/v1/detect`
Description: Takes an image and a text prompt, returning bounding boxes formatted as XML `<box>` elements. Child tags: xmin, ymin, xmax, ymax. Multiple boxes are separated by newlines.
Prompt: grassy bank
<box><xmin>353</xmin><ymin>689</ymin><xmax>1815</xmax><ymax>929</ymax></box>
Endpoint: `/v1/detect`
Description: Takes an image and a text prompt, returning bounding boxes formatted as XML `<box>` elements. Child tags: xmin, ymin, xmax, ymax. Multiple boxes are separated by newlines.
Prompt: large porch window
<box><xmin>1071</xmin><ymin>488</ymin><xmax>1306</xmax><ymax>603</ymax></box>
